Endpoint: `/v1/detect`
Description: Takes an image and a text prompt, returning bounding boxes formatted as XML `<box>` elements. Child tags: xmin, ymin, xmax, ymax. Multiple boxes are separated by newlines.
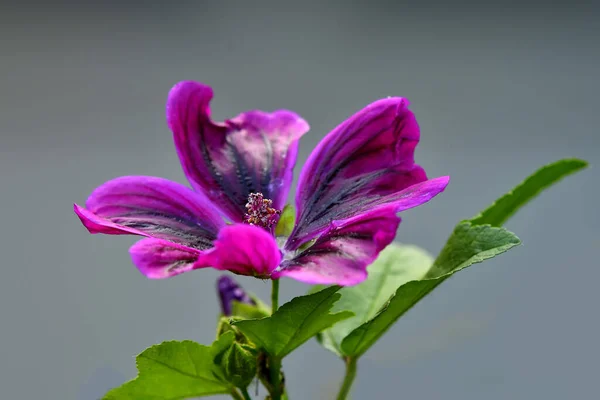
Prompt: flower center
<box><xmin>244</xmin><ymin>192</ymin><xmax>281</xmax><ymax>230</ymax></box>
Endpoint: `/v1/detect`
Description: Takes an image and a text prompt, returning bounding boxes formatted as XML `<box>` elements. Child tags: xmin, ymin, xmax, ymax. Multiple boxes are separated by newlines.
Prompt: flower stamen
<box><xmin>244</xmin><ymin>192</ymin><xmax>281</xmax><ymax>230</ymax></box>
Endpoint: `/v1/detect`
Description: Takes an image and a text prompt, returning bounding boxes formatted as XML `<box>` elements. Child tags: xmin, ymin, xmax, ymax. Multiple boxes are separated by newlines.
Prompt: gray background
<box><xmin>0</xmin><ymin>1</ymin><xmax>598</xmax><ymax>399</ymax></box>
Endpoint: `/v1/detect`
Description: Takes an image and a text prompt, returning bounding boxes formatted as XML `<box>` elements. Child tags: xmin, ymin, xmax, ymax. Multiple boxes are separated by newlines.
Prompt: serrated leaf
<box><xmin>104</xmin><ymin>334</ymin><xmax>235</xmax><ymax>400</ymax></box>
<box><xmin>340</xmin><ymin>222</ymin><xmax>521</xmax><ymax>357</ymax></box>
<box><xmin>233</xmin><ymin>286</ymin><xmax>353</xmax><ymax>358</ymax></box>
<box><xmin>317</xmin><ymin>244</ymin><xmax>434</xmax><ymax>356</ymax></box>
<box><xmin>470</xmin><ymin>158</ymin><xmax>588</xmax><ymax>227</ymax></box>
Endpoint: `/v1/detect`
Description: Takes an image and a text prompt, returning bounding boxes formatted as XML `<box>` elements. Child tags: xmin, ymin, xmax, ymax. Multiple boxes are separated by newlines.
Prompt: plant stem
<box><xmin>240</xmin><ymin>387</ymin><xmax>253</xmax><ymax>400</ymax></box>
<box><xmin>269</xmin><ymin>356</ymin><xmax>282</xmax><ymax>400</ymax></box>
<box><xmin>267</xmin><ymin>279</ymin><xmax>283</xmax><ymax>400</ymax></box>
<box><xmin>336</xmin><ymin>357</ymin><xmax>358</xmax><ymax>400</ymax></box>
<box><xmin>230</xmin><ymin>389</ymin><xmax>245</xmax><ymax>400</ymax></box>
<box><xmin>271</xmin><ymin>279</ymin><xmax>280</xmax><ymax>314</ymax></box>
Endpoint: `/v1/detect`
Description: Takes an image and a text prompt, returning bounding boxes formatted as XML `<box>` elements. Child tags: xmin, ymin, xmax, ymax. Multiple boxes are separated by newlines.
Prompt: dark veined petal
<box><xmin>74</xmin><ymin>176</ymin><xmax>224</xmax><ymax>249</ymax></box>
<box><xmin>130</xmin><ymin>238</ymin><xmax>212</xmax><ymax>279</ymax></box>
<box><xmin>274</xmin><ymin>208</ymin><xmax>400</xmax><ymax>286</ymax></box>
<box><xmin>204</xmin><ymin>224</ymin><xmax>281</xmax><ymax>278</ymax></box>
<box><xmin>288</xmin><ymin>97</ymin><xmax>449</xmax><ymax>249</ymax></box>
<box><xmin>167</xmin><ymin>81</ymin><xmax>309</xmax><ymax>222</ymax></box>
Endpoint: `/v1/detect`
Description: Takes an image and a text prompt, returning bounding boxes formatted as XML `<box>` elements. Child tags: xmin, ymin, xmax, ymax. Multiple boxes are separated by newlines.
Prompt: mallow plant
<box><xmin>74</xmin><ymin>80</ymin><xmax>587</xmax><ymax>400</ymax></box>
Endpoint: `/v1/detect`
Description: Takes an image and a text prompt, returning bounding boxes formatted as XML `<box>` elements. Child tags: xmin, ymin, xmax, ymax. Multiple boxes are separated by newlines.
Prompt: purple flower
<box><xmin>217</xmin><ymin>275</ymin><xmax>256</xmax><ymax>316</ymax></box>
<box><xmin>74</xmin><ymin>81</ymin><xmax>449</xmax><ymax>285</ymax></box>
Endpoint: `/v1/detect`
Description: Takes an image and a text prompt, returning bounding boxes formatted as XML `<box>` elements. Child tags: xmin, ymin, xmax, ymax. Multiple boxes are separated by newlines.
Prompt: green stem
<box><xmin>271</xmin><ymin>279</ymin><xmax>280</xmax><ymax>314</ymax></box>
<box><xmin>269</xmin><ymin>356</ymin><xmax>282</xmax><ymax>400</ymax></box>
<box><xmin>230</xmin><ymin>389</ymin><xmax>244</xmax><ymax>400</ymax></box>
<box><xmin>336</xmin><ymin>357</ymin><xmax>358</xmax><ymax>400</ymax></box>
<box><xmin>240</xmin><ymin>387</ymin><xmax>252</xmax><ymax>400</ymax></box>
<box><xmin>268</xmin><ymin>279</ymin><xmax>283</xmax><ymax>400</ymax></box>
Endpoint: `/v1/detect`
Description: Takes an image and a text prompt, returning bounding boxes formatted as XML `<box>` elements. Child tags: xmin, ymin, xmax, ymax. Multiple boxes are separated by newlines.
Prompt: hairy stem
<box><xmin>336</xmin><ymin>357</ymin><xmax>358</xmax><ymax>400</ymax></box>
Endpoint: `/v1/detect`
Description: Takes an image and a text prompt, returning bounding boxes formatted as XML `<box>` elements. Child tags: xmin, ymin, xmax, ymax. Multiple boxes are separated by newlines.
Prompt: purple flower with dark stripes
<box><xmin>74</xmin><ymin>81</ymin><xmax>449</xmax><ymax>285</ymax></box>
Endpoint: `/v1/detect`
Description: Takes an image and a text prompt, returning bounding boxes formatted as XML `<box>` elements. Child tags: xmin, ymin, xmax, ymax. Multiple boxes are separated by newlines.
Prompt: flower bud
<box><xmin>217</xmin><ymin>275</ymin><xmax>256</xmax><ymax>316</ymax></box>
<box><xmin>222</xmin><ymin>342</ymin><xmax>258</xmax><ymax>388</ymax></box>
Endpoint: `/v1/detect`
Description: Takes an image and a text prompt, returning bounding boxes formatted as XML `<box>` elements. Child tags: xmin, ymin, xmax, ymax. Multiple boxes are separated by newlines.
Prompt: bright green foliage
<box><xmin>233</xmin><ymin>286</ymin><xmax>353</xmax><ymax>358</ymax></box>
<box><xmin>470</xmin><ymin>158</ymin><xmax>587</xmax><ymax>227</ymax></box>
<box><xmin>104</xmin><ymin>333</ymin><xmax>236</xmax><ymax>399</ymax></box>
<box><xmin>317</xmin><ymin>244</ymin><xmax>434</xmax><ymax>356</ymax></box>
<box><xmin>231</xmin><ymin>300</ymin><xmax>271</xmax><ymax>319</ymax></box>
<box><xmin>340</xmin><ymin>223</ymin><xmax>520</xmax><ymax>357</ymax></box>
<box><xmin>424</xmin><ymin>222</ymin><xmax>521</xmax><ymax>279</ymax></box>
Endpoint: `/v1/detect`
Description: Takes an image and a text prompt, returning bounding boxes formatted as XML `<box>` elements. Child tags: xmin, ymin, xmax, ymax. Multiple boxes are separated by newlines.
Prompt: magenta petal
<box><xmin>166</xmin><ymin>81</ymin><xmax>309</xmax><ymax>222</ymax></box>
<box><xmin>289</xmin><ymin>97</ymin><xmax>447</xmax><ymax>249</ymax></box>
<box><xmin>275</xmin><ymin>208</ymin><xmax>401</xmax><ymax>286</ymax></box>
<box><xmin>130</xmin><ymin>238</ymin><xmax>210</xmax><ymax>279</ymax></box>
<box><xmin>378</xmin><ymin>175</ymin><xmax>450</xmax><ymax>212</ymax></box>
<box><xmin>205</xmin><ymin>224</ymin><xmax>281</xmax><ymax>277</ymax></box>
<box><xmin>74</xmin><ymin>176</ymin><xmax>224</xmax><ymax>248</ymax></box>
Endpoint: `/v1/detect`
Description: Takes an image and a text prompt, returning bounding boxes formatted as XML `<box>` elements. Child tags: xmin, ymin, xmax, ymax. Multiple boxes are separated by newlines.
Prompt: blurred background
<box><xmin>0</xmin><ymin>1</ymin><xmax>598</xmax><ymax>399</ymax></box>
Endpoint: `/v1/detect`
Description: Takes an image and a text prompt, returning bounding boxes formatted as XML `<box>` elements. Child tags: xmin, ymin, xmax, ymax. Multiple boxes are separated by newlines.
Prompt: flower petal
<box><xmin>275</xmin><ymin>208</ymin><xmax>400</xmax><ymax>286</ymax></box>
<box><xmin>205</xmin><ymin>224</ymin><xmax>281</xmax><ymax>278</ymax></box>
<box><xmin>167</xmin><ymin>81</ymin><xmax>309</xmax><ymax>222</ymax></box>
<box><xmin>130</xmin><ymin>238</ymin><xmax>209</xmax><ymax>279</ymax></box>
<box><xmin>74</xmin><ymin>176</ymin><xmax>224</xmax><ymax>248</ymax></box>
<box><xmin>289</xmin><ymin>97</ymin><xmax>448</xmax><ymax>249</ymax></box>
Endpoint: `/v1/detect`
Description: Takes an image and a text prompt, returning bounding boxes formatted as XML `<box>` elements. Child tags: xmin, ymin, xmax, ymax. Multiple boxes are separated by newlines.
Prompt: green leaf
<box><xmin>424</xmin><ymin>222</ymin><xmax>521</xmax><ymax>279</ymax></box>
<box><xmin>104</xmin><ymin>334</ymin><xmax>235</xmax><ymax>399</ymax></box>
<box><xmin>233</xmin><ymin>286</ymin><xmax>353</xmax><ymax>358</ymax></box>
<box><xmin>341</xmin><ymin>222</ymin><xmax>521</xmax><ymax>357</ymax></box>
<box><xmin>275</xmin><ymin>204</ymin><xmax>296</xmax><ymax>237</ymax></box>
<box><xmin>317</xmin><ymin>244</ymin><xmax>434</xmax><ymax>356</ymax></box>
<box><xmin>471</xmin><ymin>158</ymin><xmax>588</xmax><ymax>227</ymax></box>
<box><xmin>335</xmin><ymin>157</ymin><xmax>587</xmax><ymax>357</ymax></box>
<box><xmin>211</xmin><ymin>331</ymin><xmax>237</xmax><ymax>361</ymax></box>
<box><xmin>229</xmin><ymin>290</ymin><xmax>271</xmax><ymax>320</ymax></box>
<box><xmin>231</xmin><ymin>300</ymin><xmax>271</xmax><ymax>319</ymax></box>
